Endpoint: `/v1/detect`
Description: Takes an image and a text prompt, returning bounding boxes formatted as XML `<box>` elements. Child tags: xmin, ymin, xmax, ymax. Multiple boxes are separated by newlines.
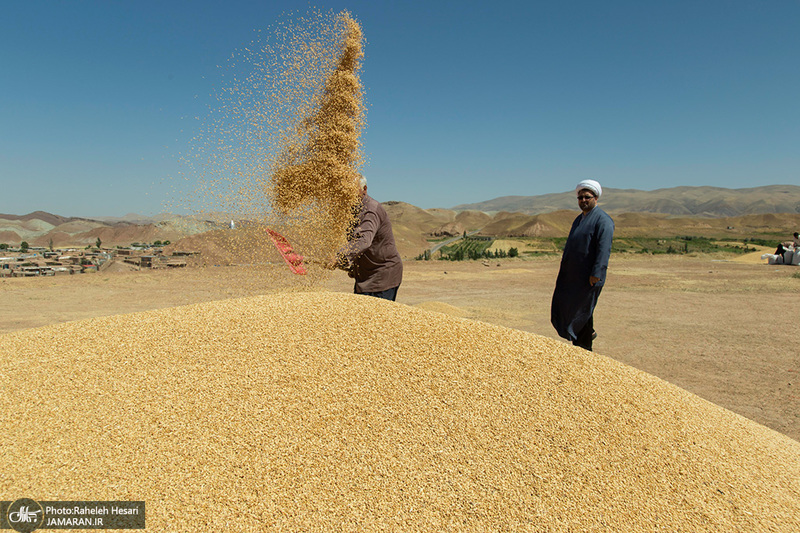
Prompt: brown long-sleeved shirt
<box><xmin>341</xmin><ymin>194</ymin><xmax>403</xmax><ymax>293</ymax></box>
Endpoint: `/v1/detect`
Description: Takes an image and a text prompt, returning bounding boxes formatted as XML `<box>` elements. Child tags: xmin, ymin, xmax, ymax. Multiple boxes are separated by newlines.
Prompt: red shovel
<box><xmin>267</xmin><ymin>228</ymin><xmax>308</xmax><ymax>275</ymax></box>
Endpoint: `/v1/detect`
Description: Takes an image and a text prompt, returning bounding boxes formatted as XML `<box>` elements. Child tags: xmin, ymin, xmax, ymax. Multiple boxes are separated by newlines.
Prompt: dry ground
<box><xmin>2</xmin><ymin>253</ymin><xmax>798</xmax><ymax>442</ymax></box>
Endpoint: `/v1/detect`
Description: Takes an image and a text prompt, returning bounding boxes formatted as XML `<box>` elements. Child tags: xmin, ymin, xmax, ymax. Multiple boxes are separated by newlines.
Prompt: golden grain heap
<box><xmin>2</xmin><ymin>291</ymin><xmax>799</xmax><ymax>531</ymax></box>
<box><xmin>176</xmin><ymin>10</ymin><xmax>365</xmax><ymax>272</ymax></box>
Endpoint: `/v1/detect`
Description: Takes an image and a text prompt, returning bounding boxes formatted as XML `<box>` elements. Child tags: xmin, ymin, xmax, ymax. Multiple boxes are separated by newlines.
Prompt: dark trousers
<box><xmin>573</xmin><ymin>316</ymin><xmax>594</xmax><ymax>351</ymax></box>
<box><xmin>358</xmin><ymin>286</ymin><xmax>399</xmax><ymax>302</ymax></box>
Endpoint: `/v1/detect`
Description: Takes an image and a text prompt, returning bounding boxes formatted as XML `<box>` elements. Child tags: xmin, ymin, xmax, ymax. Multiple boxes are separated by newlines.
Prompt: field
<box><xmin>2</xmin><ymin>252</ymin><xmax>797</xmax><ymax>443</ymax></box>
<box><xmin>443</xmin><ymin>236</ymin><xmax>765</xmax><ymax>258</ymax></box>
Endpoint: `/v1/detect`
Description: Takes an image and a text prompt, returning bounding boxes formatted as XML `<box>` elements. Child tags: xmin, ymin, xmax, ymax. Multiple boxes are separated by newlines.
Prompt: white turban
<box><xmin>575</xmin><ymin>179</ymin><xmax>602</xmax><ymax>198</ymax></box>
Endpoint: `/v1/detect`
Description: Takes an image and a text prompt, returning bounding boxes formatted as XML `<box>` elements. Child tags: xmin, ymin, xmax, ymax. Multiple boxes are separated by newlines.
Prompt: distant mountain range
<box><xmin>0</xmin><ymin>212</ymin><xmax>225</xmax><ymax>248</ymax></box>
<box><xmin>452</xmin><ymin>185</ymin><xmax>800</xmax><ymax>217</ymax></box>
<box><xmin>2</xmin><ymin>186</ymin><xmax>799</xmax><ymax>253</ymax></box>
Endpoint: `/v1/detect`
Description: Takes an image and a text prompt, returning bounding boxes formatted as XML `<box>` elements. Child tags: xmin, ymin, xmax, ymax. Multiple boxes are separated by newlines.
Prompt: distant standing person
<box><xmin>551</xmin><ymin>180</ymin><xmax>614</xmax><ymax>351</ymax></box>
<box><xmin>329</xmin><ymin>175</ymin><xmax>403</xmax><ymax>301</ymax></box>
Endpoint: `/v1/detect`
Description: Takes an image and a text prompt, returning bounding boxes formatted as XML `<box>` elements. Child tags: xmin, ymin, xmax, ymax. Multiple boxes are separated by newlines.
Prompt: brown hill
<box><xmin>384</xmin><ymin>207</ymin><xmax>800</xmax><ymax>257</ymax></box>
<box><xmin>425</xmin><ymin>207</ymin><xmax>457</xmax><ymax>223</ymax></box>
<box><xmin>454</xmin><ymin>185</ymin><xmax>800</xmax><ymax>216</ymax></box>
<box><xmin>27</xmin><ymin>223</ymin><xmax>182</xmax><ymax>248</ymax></box>
<box><xmin>610</xmin><ymin>212</ymin><xmax>800</xmax><ymax>239</ymax></box>
<box><xmin>163</xmin><ymin>207</ymin><xmax>800</xmax><ymax>263</ymax></box>
<box><xmin>382</xmin><ymin>202</ymin><xmax>446</xmax><ymax>257</ymax></box>
<box><xmin>0</xmin><ymin>230</ymin><xmax>21</xmax><ymax>244</ymax></box>
<box><xmin>383</xmin><ymin>201</ymin><xmax>452</xmax><ymax>232</ymax></box>
<box><xmin>477</xmin><ymin>210</ymin><xmax>576</xmax><ymax>238</ymax></box>
<box><xmin>430</xmin><ymin>222</ymin><xmax>465</xmax><ymax>237</ymax></box>
<box><xmin>164</xmin><ymin>230</ymin><xmax>243</xmax><ymax>267</ymax></box>
<box><xmin>0</xmin><ymin>211</ymin><xmax>225</xmax><ymax>248</ymax></box>
<box><xmin>454</xmin><ymin>210</ymin><xmax>492</xmax><ymax>230</ymax></box>
<box><xmin>6</xmin><ymin>186</ymin><xmax>800</xmax><ymax>257</ymax></box>
<box><xmin>0</xmin><ymin>210</ymin><xmax>78</xmax><ymax>226</ymax></box>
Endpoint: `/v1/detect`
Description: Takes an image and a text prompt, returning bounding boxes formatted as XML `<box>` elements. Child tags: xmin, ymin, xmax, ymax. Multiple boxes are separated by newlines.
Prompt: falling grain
<box><xmin>174</xmin><ymin>10</ymin><xmax>365</xmax><ymax>277</ymax></box>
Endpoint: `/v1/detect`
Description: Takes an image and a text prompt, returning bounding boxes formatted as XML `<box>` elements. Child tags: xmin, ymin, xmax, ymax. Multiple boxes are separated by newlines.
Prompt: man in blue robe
<box><xmin>551</xmin><ymin>179</ymin><xmax>614</xmax><ymax>351</ymax></box>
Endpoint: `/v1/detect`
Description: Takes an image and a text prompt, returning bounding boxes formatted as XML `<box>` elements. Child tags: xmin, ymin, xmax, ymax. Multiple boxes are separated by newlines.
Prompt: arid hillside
<box><xmin>157</xmin><ymin>209</ymin><xmax>800</xmax><ymax>263</ymax></box>
<box><xmin>453</xmin><ymin>184</ymin><xmax>800</xmax><ymax>216</ymax></box>
<box><xmin>0</xmin><ymin>213</ymin><xmax>225</xmax><ymax>248</ymax></box>
<box><xmin>3</xmin><ymin>185</ymin><xmax>800</xmax><ymax>256</ymax></box>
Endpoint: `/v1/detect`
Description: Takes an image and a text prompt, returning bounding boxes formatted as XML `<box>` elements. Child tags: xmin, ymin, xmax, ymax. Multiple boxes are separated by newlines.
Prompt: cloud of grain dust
<box><xmin>174</xmin><ymin>10</ymin><xmax>365</xmax><ymax>287</ymax></box>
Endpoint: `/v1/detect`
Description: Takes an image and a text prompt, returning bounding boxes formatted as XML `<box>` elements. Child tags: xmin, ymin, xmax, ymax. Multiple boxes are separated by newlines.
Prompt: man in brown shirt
<box><xmin>332</xmin><ymin>176</ymin><xmax>403</xmax><ymax>300</ymax></box>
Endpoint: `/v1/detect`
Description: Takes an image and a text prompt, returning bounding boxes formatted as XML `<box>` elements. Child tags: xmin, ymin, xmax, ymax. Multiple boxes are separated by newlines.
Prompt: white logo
<box><xmin>9</xmin><ymin>505</ymin><xmax>41</xmax><ymax>523</ymax></box>
<box><xmin>6</xmin><ymin>499</ymin><xmax>44</xmax><ymax>533</ymax></box>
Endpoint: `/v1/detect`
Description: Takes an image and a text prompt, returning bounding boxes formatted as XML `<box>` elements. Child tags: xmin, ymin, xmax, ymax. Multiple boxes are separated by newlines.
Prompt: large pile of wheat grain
<box><xmin>2</xmin><ymin>291</ymin><xmax>798</xmax><ymax>531</ymax></box>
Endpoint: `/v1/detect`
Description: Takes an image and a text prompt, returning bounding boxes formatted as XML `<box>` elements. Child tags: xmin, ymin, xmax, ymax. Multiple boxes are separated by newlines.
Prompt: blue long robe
<box><xmin>551</xmin><ymin>207</ymin><xmax>614</xmax><ymax>342</ymax></box>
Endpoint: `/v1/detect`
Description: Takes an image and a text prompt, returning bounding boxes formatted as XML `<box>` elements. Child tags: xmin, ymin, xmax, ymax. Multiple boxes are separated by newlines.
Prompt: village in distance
<box><xmin>2</xmin><ymin>184</ymin><xmax>800</xmax><ymax>278</ymax></box>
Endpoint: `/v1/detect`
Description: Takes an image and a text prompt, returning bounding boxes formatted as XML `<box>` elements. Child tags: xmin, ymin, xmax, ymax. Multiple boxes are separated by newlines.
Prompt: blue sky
<box><xmin>1</xmin><ymin>0</ymin><xmax>798</xmax><ymax>217</ymax></box>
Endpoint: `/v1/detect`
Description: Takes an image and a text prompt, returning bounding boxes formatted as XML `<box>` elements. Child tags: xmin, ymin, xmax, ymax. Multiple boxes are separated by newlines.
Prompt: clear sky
<box><xmin>2</xmin><ymin>0</ymin><xmax>798</xmax><ymax>217</ymax></box>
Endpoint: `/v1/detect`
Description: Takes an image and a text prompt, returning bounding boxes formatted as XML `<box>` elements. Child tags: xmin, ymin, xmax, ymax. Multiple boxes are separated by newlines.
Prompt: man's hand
<box><xmin>324</xmin><ymin>253</ymin><xmax>350</xmax><ymax>271</ymax></box>
<box><xmin>589</xmin><ymin>276</ymin><xmax>601</xmax><ymax>286</ymax></box>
